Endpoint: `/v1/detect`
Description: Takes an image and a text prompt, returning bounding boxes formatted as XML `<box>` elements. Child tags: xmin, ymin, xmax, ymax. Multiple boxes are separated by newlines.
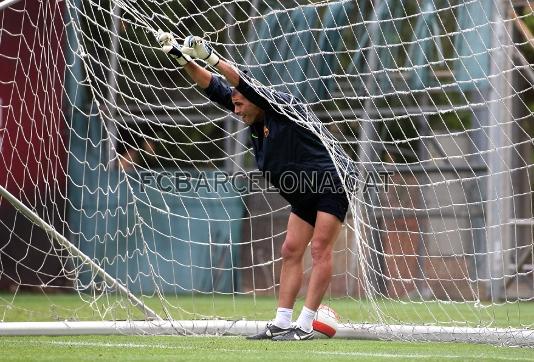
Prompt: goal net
<box><xmin>1</xmin><ymin>0</ymin><xmax>534</xmax><ymax>345</ymax></box>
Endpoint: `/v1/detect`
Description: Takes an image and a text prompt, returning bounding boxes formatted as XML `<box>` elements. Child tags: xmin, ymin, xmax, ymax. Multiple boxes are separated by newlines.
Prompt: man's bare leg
<box><xmin>303</xmin><ymin>211</ymin><xmax>342</xmax><ymax>310</ymax></box>
<box><xmin>246</xmin><ymin>212</ymin><xmax>314</xmax><ymax>339</ymax></box>
<box><xmin>278</xmin><ymin>212</ymin><xmax>314</xmax><ymax>309</ymax></box>
<box><xmin>271</xmin><ymin>212</ymin><xmax>342</xmax><ymax>340</ymax></box>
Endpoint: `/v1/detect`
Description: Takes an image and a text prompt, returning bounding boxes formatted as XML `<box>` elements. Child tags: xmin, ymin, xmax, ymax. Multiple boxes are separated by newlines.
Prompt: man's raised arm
<box><xmin>158</xmin><ymin>31</ymin><xmax>299</xmax><ymax>115</ymax></box>
<box><xmin>182</xmin><ymin>35</ymin><xmax>287</xmax><ymax>111</ymax></box>
<box><xmin>181</xmin><ymin>35</ymin><xmax>292</xmax><ymax>114</ymax></box>
<box><xmin>157</xmin><ymin>30</ymin><xmax>234</xmax><ymax>111</ymax></box>
<box><xmin>182</xmin><ymin>35</ymin><xmax>305</xmax><ymax>115</ymax></box>
<box><xmin>158</xmin><ymin>31</ymin><xmax>238</xmax><ymax>88</ymax></box>
<box><xmin>180</xmin><ymin>35</ymin><xmax>240</xmax><ymax>87</ymax></box>
<box><xmin>157</xmin><ymin>30</ymin><xmax>212</xmax><ymax>89</ymax></box>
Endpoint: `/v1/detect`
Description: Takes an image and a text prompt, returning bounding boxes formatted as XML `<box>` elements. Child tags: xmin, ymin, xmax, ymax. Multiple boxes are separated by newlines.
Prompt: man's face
<box><xmin>231</xmin><ymin>91</ymin><xmax>264</xmax><ymax>126</ymax></box>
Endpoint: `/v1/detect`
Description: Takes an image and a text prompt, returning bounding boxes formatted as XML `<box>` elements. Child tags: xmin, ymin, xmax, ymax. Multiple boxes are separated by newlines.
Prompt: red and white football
<box><xmin>312</xmin><ymin>304</ymin><xmax>339</xmax><ymax>338</ymax></box>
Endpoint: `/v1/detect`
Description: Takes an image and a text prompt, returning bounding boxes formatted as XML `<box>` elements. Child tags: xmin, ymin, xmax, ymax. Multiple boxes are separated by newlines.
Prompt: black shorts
<box><xmin>290</xmin><ymin>191</ymin><xmax>349</xmax><ymax>227</ymax></box>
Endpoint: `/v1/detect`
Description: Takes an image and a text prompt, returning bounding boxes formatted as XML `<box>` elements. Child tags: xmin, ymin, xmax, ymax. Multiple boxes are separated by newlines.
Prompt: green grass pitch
<box><xmin>2</xmin><ymin>335</ymin><xmax>533</xmax><ymax>361</ymax></box>
<box><xmin>1</xmin><ymin>293</ymin><xmax>533</xmax><ymax>361</ymax></box>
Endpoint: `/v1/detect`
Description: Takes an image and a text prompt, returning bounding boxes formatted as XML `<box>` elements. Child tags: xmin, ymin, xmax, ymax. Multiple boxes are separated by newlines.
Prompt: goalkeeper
<box><xmin>157</xmin><ymin>31</ymin><xmax>349</xmax><ymax>341</ymax></box>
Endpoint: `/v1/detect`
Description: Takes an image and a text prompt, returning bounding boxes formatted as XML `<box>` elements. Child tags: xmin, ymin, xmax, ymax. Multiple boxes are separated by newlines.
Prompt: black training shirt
<box><xmin>204</xmin><ymin>74</ymin><xmax>342</xmax><ymax>205</ymax></box>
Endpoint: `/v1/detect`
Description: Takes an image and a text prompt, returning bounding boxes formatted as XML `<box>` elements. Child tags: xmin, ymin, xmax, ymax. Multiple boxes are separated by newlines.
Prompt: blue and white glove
<box><xmin>181</xmin><ymin>36</ymin><xmax>220</xmax><ymax>66</ymax></box>
<box><xmin>156</xmin><ymin>30</ymin><xmax>191</xmax><ymax>66</ymax></box>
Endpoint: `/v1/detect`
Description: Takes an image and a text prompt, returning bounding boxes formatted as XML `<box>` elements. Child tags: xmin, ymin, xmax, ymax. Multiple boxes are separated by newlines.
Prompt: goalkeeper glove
<box><xmin>181</xmin><ymin>35</ymin><xmax>220</xmax><ymax>66</ymax></box>
<box><xmin>156</xmin><ymin>30</ymin><xmax>191</xmax><ymax>66</ymax></box>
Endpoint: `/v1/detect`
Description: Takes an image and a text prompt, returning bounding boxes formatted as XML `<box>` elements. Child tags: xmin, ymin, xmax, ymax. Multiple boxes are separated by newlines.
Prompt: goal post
<box><xmin>1</xmin><ymin>0</ymin><xmax>534</xmax><ymax>346</ymax></box>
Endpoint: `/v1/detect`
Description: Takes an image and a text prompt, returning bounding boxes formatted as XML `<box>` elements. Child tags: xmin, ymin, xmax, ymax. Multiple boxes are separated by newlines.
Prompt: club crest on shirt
<box><xmin>263</xmin><ymin>126</ymin><xmax>269</xmax><ymax>138</ymax></box>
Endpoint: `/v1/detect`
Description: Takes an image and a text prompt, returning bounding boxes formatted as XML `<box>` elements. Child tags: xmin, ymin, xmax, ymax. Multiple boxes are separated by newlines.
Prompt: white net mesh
<box><xmin>1</xmin><ymin>0</ymin><xmax>534</xmax><ymax>344</ymax></box>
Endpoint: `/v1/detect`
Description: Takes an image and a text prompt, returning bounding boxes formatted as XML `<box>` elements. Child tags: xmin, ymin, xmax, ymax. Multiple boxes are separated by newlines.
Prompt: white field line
<box><xmin>4</xmin><ymin>339</ymin><xmax>531</xmax><ymax>361</ymax></box>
